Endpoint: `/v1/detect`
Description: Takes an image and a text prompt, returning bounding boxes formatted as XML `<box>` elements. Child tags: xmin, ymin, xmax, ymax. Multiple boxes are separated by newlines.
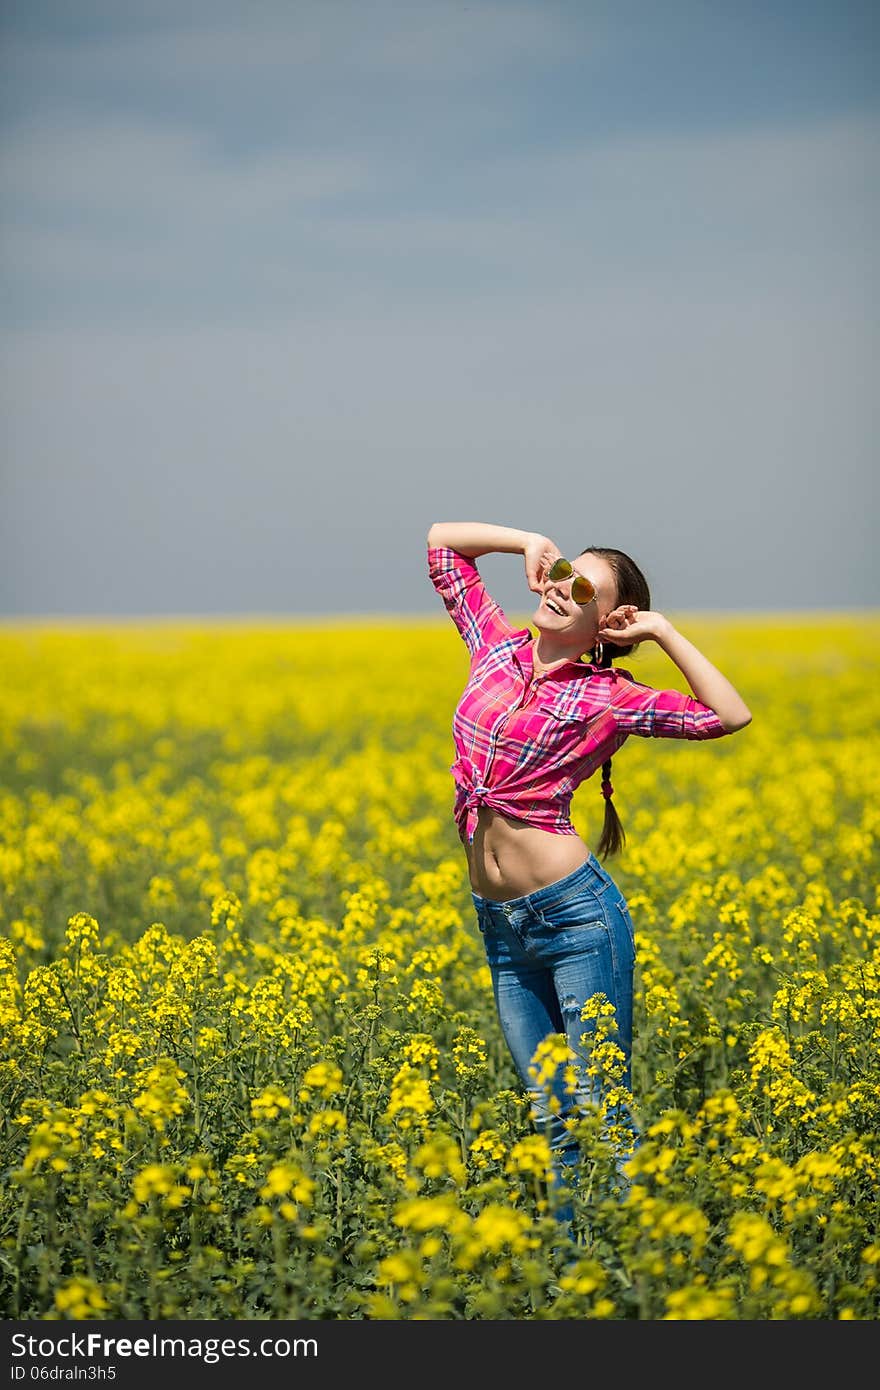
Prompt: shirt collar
<box><xmin>513</xmin><ymin>630</ymin><xmax>600</xmax><ymax>680</ymax></box>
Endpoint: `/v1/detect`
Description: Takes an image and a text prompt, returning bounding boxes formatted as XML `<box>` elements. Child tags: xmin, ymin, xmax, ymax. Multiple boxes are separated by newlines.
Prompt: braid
<box><xmin>594</xmin><ymin>639</ymin><xmax>626</xmax><ymax>859</ymax></box>
<box><xmin>579</xmin><ymin>546</ymin><xmax>650</xmax><ymax>860</ymax></box>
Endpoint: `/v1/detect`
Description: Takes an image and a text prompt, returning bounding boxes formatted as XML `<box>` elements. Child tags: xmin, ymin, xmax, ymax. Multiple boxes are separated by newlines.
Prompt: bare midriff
<box><xmin>463</xmin><ymin>805</ymin><xmax>591</xmax><ymax>902</ymax></box>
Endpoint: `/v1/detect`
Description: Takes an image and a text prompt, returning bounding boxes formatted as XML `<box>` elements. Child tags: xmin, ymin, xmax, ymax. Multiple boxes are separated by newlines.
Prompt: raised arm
<box><xmin>427</xmin><ymin>522</ymin><xmax>559</xmax><ymax>593</ymax></box>
<box><xmin>653</xmin><ymin>622</ymin><xmax>751</xmax><ymax>732</ymax></box>
<box><xmin>600</xmin><ymin>609</ymin><xmax>752</xmax><ymax>734</ymax></box>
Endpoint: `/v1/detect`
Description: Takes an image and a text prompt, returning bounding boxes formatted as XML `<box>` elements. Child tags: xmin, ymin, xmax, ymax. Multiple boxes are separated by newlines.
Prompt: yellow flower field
<box><xmin>0</xmin><ymin>612</ymin><xmax>878</xmax><ymax>1320</ymax></box>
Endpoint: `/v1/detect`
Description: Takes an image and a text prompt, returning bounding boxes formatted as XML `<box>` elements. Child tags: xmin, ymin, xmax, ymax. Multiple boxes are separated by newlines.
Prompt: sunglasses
<box><xmin>546</xmin><ymin>557</ymin><xmax>598</xmax><ymax>605</ymax></box>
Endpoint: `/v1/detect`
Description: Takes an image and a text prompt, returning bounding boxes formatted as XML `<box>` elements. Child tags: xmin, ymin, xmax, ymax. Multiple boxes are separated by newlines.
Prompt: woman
<box><xmin>426</xmin><ymin>521</ymin><xmax>751</xmax><ymax>1221</ymax></box>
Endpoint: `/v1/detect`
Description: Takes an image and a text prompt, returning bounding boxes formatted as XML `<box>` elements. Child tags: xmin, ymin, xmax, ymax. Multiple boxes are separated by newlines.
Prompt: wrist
<box><xmin>651</xmin><ymin>614</ymin><xmax>675</xmax><ymax>647</ymax></box>
<box><xmin>522</xmin><ymin>529</ymin><xmax>547</xmax><ymax>554</ymax></box>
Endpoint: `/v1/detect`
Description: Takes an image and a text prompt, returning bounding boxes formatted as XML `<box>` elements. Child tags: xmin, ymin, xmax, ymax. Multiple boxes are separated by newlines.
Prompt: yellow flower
<box><xmin>664</xmin><ymin>1285</ymin><xmax>736</xmax><ymax>1320</ymax></box>
<box><xmin>210</xmin><ymin>890</ymin><xmax>242</xmax><ymax>931</ymax></box>
<box><xmin>307</xmin><ymin>1109</ymin><xmax>348</xmax><ymax>1142</ymax></box>
<box><xmin>726</xmin><ymin>1212</ymin><xmax>789</xmax><ymax>1270</ymax></box>
<box><xmin>259</xmin><ymin>1161</ymin><xmax>316</xmax><ymax>1206</ymax></box>
<box><xmin>412</xmin><ymin>1134</ymin><xmax>466</xmax><ymax>1184</ymax></box>
<box><xmin>131</xmin><ymin>1058</ymin><xmax>190</xmax><ymax>1133</ymax></box>
<box><xmin>377</xmin><ymin>1250</ymin><xmax>423</xmax><ymax>1303</ymax></box>
<box><xmin>251</xmin><ymin>1084</ymin><xmax>293</xmax><ymax>1120</ymax></box>
<box><xmin>132</xmin><ymin>1163</ymin><xmax>177</xmax><ymax>1203</ymax></box>
<box><xmin>559</xmin><ymin>1258</ymin><xmax>607</xmax><ymax>1296</ymax></box>
<box><xmin>469</xmin><ymin>1129</ymin><xmax>507</xmax><ymax>1169</ymax></box>
<box><xmin>54</xmin><ymin>1276</ymin><xmax>109</xmax><ymax>1320</ymax></box>
<box><xmin>452</xmin><ymin>1026</ymin><xmax>488</xmax><ymax>1083</ymax></box>
<box><xmin>528</xmin><ymin>1033</ymin><xmax>576</xmax><ymax>1091</ymax></box>
<box><xmin>403</xmin><ymin>1035</ymin><xmax>440</xmax><ymax>1071</ymax></box>
<box><xmin>299</xmin><ymin>1061</ymin><xmax>344</xmax><ymax>1101</ymax></box>
<box><xmin>505</xmin><ymin>1135</ymin><xmax>554</xmax><ymax>1182</ymax></box>
<box><xmin>466</xmin><ymin>1204</ymin><xmax>534</xmax><ymax>1255</ymax></box>
<box><xmin>393</xmin><ymin>1195</ymin><xmax>469</xmax><ymax>1236</ymax></box>
<box><xmin>384</xmin><ymin>1062</ymin><xmax>435</xmax><ymax>1129</ymax></box>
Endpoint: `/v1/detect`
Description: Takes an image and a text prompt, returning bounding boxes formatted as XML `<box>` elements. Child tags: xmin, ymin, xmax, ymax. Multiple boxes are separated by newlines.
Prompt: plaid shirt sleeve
<box><xmin>427</xmin><ymin>545</ymin><xmax>517</xmax><ymax>657</ymax></box>
<box><xmin>611</xmin><ymin>670</ymin><xmax>729</xmax><ymax>740</ymax></box>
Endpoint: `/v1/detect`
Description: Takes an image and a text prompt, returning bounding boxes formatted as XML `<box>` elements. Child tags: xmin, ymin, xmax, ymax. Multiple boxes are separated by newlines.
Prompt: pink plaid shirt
<box><xmin>428</xmin><ymin>545</ymin><xmax>730</xmax><ymax>844</ymax></box>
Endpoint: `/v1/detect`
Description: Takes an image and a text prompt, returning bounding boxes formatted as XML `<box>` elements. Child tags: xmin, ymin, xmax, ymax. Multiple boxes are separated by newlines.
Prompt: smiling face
<box><xmin>532</xmin><ymin>551</ymin><xmax>619</xmax><ymax>653</ymax></box>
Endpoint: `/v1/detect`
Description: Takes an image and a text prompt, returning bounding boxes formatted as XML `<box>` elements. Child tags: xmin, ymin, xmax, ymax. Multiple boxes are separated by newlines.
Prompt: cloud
<box><xmin>1</xmin><ymin>2</ymin><xmax>877</xmax><ymax>612</ymax></box>
<box><xmin>0</xmin><ymin>118</ymin><xmax>371</xmax><ymax>217</ymax></box>
<box><xmin>2</xmin><ymin>106</ymin><xmax>876</xmax><ymax>324</ymax></box>
<box><xmin>3</xmin><ymin>0</ymin><xmax>580</xmax><ymax>80</ymax></box>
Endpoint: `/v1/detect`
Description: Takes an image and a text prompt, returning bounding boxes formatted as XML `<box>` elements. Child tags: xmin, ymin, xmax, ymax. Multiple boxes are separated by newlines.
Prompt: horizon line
<box><xmin>1</xmin><ymin>606</ymin><xmax>879</xmax><ymax>629</ymax></box>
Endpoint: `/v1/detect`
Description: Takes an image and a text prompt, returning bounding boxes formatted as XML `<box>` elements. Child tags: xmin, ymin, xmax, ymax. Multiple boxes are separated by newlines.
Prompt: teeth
<box><xmin>546</xmin><ymin>599</ymin><xmax>564</xmax><ymax>616</ymax></box>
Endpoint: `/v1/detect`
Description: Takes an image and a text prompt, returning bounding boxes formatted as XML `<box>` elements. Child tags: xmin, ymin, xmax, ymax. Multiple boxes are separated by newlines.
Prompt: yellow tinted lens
<box><xmin>548</xmin><ymin>558</ymin><xmax>573</xmax><ymax>582</ymax></box>
<box><xmin>571</xmin><ymin>575</ymin><xmax>597</xmax><ymax>604</ymax></box>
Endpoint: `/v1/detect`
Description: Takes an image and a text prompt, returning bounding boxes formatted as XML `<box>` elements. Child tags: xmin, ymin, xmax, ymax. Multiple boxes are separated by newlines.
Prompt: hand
<box><xmin>599</xmin><ymin>607</ymin><xmax>668</xmax><ymax>645</ymax></box>
<box><xmin>523</xmin><ymin>533</ymin><xmax>562</xmax><ymax>593</ymax></box>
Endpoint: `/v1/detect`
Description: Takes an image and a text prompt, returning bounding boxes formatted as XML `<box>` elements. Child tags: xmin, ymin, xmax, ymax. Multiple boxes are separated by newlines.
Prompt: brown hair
<box><xmin>578</xmin><ymin>546</ymin><xmax>651</xmax><ymax>859</ymax></box>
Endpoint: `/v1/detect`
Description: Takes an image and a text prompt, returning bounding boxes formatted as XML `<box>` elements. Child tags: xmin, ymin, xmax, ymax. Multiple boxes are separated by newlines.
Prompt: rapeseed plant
<box><xmin>0</xmin><ymin>614</ymin><xmax>877</xmax><ymax>1318</ymax></box>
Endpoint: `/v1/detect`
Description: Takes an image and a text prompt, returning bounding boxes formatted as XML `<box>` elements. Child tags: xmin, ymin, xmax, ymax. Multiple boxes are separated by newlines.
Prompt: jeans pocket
<box><xmin>531</xmin><ymin>886</ymin><xmax>604</xmax><ymax>932</ymax></box>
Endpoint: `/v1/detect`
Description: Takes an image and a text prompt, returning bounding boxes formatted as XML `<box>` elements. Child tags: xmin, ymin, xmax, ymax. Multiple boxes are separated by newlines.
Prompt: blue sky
<box><xmin>1</xmin><ymin>0</ymin><xmax>877</xmax><ymax>616</ymax></box>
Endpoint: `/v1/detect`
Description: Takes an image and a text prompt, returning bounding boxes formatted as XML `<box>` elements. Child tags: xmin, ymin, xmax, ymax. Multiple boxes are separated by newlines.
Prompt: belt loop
<box><xmin>588</xmin><ymin>853</ymin><xmax>609</xmax><ymax>889</ymax></box>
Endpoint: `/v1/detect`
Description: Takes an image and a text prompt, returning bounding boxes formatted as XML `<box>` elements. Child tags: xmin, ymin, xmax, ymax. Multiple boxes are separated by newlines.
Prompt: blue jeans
<box><xmin>472</xmin><ymin>854</ymin><xmax>637</xmax><ymax>1223</ymax></box>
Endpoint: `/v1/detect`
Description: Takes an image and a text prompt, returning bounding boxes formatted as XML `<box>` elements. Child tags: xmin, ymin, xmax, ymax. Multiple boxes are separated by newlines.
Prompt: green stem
<box><xmin>146</xmin><ymin>1195</ymin><xmax>161</xmax><ymax>1319</ymax></box>
<box><xmin>272</xmin><ymin>1218</ymin><xmax>289</xmax><ymax>1317</ymax></box>
<box><xmin>190</xmin><ymin>1014</ymin><xmax>202</xmax><ymax>1138</ymax></box>
<box><xmin>13</xmin><ymin>1187</ymin><xmax>32</xmax><ymax>1318</ymax></box>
